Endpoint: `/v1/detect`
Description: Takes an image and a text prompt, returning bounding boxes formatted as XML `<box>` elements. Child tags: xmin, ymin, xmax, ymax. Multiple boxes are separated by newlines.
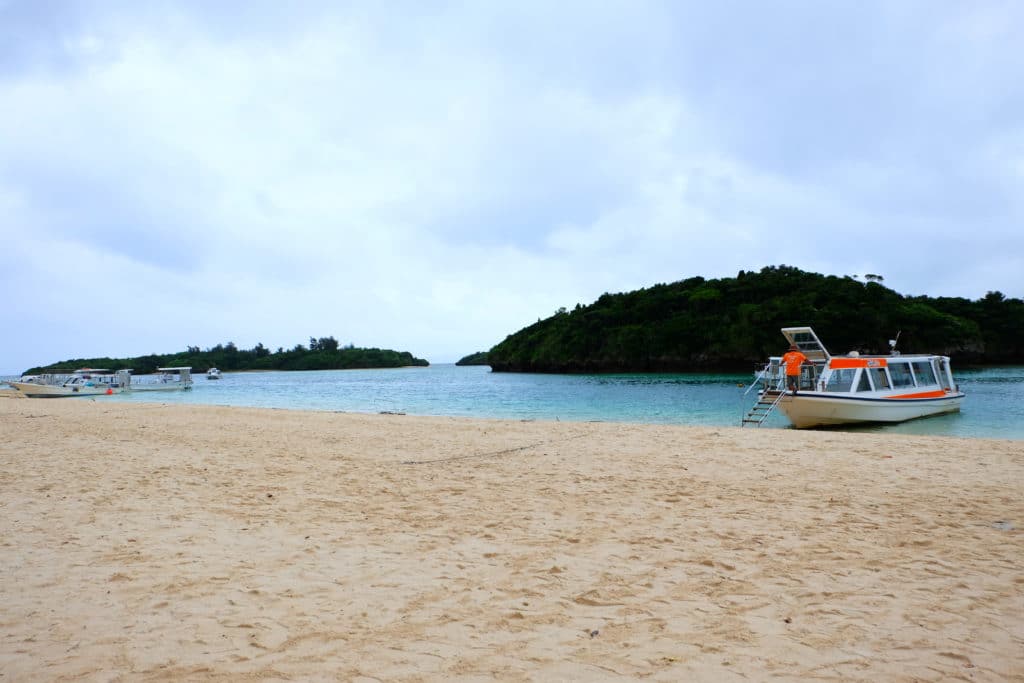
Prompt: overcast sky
<box><xmin>2</xmin><ymin>1</ymin><xmax>1022</xmax><ymax>373</ymax></box>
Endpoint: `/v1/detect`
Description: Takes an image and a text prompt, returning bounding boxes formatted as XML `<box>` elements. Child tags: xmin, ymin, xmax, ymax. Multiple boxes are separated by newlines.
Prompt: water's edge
<box><xmin>6</xmin><ymin>365</ymin><xmax>1022</xmax><ymax>439</ymax></box>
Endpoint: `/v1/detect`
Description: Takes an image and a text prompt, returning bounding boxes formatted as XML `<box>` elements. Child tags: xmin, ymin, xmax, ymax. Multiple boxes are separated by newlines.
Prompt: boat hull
<box><xmin>129</xmin><ymin>383</ymin><xmax>191</xmax><ymax>392</ymax></box>
<box><xmin>9</xmin><ymin>382</ymin><xmax>123</xmax><ymax>398</ymax></box>
<box><xmin>777</xmin><ymin>392</ymin><xmax>965</xmax><ymax>429</ymax></box>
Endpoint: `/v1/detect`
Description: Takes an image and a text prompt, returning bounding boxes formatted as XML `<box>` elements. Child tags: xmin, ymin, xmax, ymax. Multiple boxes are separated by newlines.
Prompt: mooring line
<box><xmin>401</xmin><ymin>433</ymin><xmax>588</xmax><ymax>465</ymax></box>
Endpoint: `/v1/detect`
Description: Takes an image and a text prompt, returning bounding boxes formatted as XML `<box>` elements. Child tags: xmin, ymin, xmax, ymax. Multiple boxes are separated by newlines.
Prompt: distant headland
<box><xmin>486</xmin><ymin>265</ymin><xmax>1024</xmax><ymax>373</ymax></box>
<box><xmin>24</xmin><ymin>336</ymin><xmax>429</xmax><ymax>375</ymax></box>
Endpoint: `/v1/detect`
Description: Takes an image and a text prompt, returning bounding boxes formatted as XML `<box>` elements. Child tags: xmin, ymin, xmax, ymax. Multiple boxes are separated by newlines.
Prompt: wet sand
<box><xmin>0</xmin><ymin>398</ymin><xmax>1021</xmax><ymax>681</ymax></box>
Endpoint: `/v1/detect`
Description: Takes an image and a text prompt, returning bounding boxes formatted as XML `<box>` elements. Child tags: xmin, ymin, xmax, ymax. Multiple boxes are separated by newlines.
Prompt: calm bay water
<box><xmin>97</xmin><ymin>364</ymin><xmax>1024</xmax><ymax>440</ymax></box>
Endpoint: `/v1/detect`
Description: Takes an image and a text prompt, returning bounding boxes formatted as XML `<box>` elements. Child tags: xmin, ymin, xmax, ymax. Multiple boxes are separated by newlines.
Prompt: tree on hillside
<box><xmin>487</xmin><ymin>265</ymin><xmax>1023</xmax><ymax>372</ymax></box>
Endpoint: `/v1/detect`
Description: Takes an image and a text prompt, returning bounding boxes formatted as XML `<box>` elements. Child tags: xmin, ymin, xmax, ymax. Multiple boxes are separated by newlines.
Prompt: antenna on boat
<box><xmin>889</xmin><ymin>331</ymin><xmax>901</xmax><ymax>356</ymax></box>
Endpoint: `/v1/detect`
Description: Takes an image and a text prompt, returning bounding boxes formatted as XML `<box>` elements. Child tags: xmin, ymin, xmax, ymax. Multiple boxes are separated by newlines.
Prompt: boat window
<box><xmin>936</xmin><ymin>359</ymin><xmax>953</xmax><ymax>391</ymax></box>
<box><xmin>825</xmin><ymin>368</ymin><xmax>856</xmax><ymax>392</ymax></box>
<box><xmin>855</xmin><ymin>370</ymin><xmax>872</xmax><ymax>392</ymax></box>
<box><xmin>868</xmin><ymin>367</ymin><xmax>890</xmax><ymax>389</ymax></box>
<box><xmin>889</xmin><ymin>362</ymin><xmax>915</xmax><ymax>388</ymax></box>
<box><xmin>912</xmin><ymin>361</ymin><xmax>937</xmax><ymax>386</ymax></box>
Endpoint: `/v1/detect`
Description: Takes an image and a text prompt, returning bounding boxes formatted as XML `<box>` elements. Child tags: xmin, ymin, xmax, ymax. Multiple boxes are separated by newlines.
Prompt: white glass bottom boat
<box><xmin>206</xmin><ymin>368</ymin><xmax>222</xmax><ymax>380</ymax></box>
<box><xmin>10</xmin><ymin>369</ymin><xmax>131</xmax><ymax>398</ymax></box>
<box><xmin>744</xmin><ymin>327</ymin><xmax>965</xmax><ymax>429</ymax></box>
<box><xmin>128</xmin><ymin>367</ymin><xmax>193</xmax><ymax>392</ymax></box>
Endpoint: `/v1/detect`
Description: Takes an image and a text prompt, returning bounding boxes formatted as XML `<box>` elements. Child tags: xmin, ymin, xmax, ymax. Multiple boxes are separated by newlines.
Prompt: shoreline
<box><xmin>1</xmin><ymin>398</ymin><xmax>1021</xmax><ymax>680</ymax></box>
<box><xmin>10</xmin><ymin>363</ymin><xmax>1022</xmax><ymax>441</ymax></box>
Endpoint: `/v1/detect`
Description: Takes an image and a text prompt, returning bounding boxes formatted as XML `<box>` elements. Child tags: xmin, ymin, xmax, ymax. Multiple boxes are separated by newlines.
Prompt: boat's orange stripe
<box><xmin>830</xmin><ymin>358</ymin><xmax>888</xmax><ymax>369</ymax></box>
<box><xmin>886</xmin><ymin>390</ymin><xmax>948</xmax><ymax>400</ymax></box>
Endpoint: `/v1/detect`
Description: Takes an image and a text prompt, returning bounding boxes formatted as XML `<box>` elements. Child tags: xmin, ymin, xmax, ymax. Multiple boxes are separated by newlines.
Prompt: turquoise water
<box><xmin>92</xmin><ymin>364</ymin><xmax>1024</xmax><ymax>440</ymax></box>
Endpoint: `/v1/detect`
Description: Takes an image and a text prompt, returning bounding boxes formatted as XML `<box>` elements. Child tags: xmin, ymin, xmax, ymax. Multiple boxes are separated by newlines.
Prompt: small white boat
<box><xmin>2</xmin><ymin>375</ymin><xmax>38</xmax><ymax>390</ymax></box>
<box><xmin>10</xmin><ymin>369</ymin><xmax>131</xmax><ymax>398</ymax></box>
<box><xmin>206</xmin><ymin>368</ymin><xmax>222</xmax><ymax>380</ymax></box>
<box><xmin>128</xmin><ymin>367</ymin><xmax>193</xmax><ymax>392</ymax></box>
<box><xmin>743</xmin><ymin>327</ymin><xmax>965</xmax><ymax>429</ymax></box>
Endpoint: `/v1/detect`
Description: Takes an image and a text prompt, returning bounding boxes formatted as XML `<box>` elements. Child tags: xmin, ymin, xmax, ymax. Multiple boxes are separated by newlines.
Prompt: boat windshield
<box><xmin>912</xmin><ymin>361</ymin><xmax>937</xmax><ymax>386</ymax></box>
<box><xmin>889</xmin><ymin>362</ymin><xmax>914</xmax><ymax>388</ymax></box>
<box><xmin>855</xmin><ymin>372</ymin><xmax>872</xmax><ymax>392</ymax></box>
<box><xmin>826</xmin><ymin>368</ymin><xmax>857</xmax><ymax>392</ymax></box>
<box><xmin>868</xmin><ymin>367</ymin><xmax>889</xmax><ymax>389</ymax></box>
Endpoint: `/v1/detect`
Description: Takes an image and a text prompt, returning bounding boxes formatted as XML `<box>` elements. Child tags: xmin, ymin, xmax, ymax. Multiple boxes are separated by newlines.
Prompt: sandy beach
<box><xmin>0</xmin><ymin>397</ymin><xmax>1021</xmax><ymax>681</ymax></box>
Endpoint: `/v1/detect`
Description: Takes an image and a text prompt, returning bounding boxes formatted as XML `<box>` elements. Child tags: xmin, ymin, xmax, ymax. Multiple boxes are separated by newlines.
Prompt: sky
<box><xmin>2</xmin><ymin>1</ymin><xmax>1022</xmax><ymax>373</ymax></box>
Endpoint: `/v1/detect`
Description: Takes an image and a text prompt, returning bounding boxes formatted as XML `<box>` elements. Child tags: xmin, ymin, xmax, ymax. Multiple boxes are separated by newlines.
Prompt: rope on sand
<box><xmin>401</xmin><ymin>433</ymin><xmax>587</xmax><ymax>465</ymax></box>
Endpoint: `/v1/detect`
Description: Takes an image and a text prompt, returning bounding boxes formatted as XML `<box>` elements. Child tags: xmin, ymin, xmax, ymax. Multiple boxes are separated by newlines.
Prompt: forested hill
<box><xmin>487</xmin><ymin>266</ymin><xmax>1024</xmax><ymax>373</ymax></box>
<box><xmin>25</xmin><ymin>336</ymin><xmax>429</xmax><ymax>375</ymax></box>
<box><xmin>455</xmin><ymin>352</ymin><xmax>489</xmax><ymax>366</ymax></box>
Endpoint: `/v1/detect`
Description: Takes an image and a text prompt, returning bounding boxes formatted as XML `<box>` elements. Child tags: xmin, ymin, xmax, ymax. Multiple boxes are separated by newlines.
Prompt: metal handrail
<box><xmin>740</xmin><ymin>363</ymin><xmax>790</xmax><ymax>426</ymax></box>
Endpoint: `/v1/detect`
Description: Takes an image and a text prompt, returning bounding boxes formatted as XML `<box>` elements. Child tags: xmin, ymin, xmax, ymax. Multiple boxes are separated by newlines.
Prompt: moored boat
<box><xmin>9</xmin><ymin>369</ymin><xmax>131</xmax><ymax>398</ymax></box>
<box><xmin>206</xmin><ymin>368</ymin><xmax>222</xmax><ymax>380</ymax></box>
<box><xmin>743</xmin><ymin>327</ymin><xmax>965</xmax><ymax>428</ymax></box>
<box><xmin>128</xmin><ymin>367</ymin><xmax>193</xmax><ymax>392</ymax></box>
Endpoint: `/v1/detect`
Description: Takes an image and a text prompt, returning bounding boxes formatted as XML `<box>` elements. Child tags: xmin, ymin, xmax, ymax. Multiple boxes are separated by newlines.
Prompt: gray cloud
<box><xmin>1</xmin><ymin>1</ymin><xmax>1021</xmax><ymax>373</ymax></box>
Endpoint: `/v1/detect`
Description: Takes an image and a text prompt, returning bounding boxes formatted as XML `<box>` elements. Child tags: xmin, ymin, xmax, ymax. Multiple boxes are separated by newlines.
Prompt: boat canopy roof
<box><xmin>781</xmin><ymin>327</ymin><xmax>831</xmax><ymax>362</ymax></box>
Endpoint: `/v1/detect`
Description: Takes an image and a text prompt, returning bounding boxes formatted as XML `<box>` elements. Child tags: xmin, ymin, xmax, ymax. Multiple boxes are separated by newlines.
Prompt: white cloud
<box><xmin>1</xmin><ymin>1</ymin><xmax>1022</xmax><ymax>373</ymax></box>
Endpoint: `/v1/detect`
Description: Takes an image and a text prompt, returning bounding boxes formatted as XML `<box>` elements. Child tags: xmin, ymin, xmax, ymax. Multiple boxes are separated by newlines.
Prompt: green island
<box><xmin>487</xmin><ymin>265</ymin><xmax>1024</xmax><ymax>373</ymax></box>
<box><xmin>455</xmin><ymin>351</ymin><xmax>489</xmax><ymax>366</ymax></box>
<box><xmin>25</xmin><ymin>336</ymin><xmax>429</xmax><ymax>375</ymax></box>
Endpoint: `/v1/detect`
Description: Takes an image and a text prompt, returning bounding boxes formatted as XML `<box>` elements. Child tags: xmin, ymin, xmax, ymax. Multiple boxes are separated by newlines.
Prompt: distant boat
<box><xmin>743</xmin><ymin>327</ymin><xmax>965</xmax><ymax>428</ymax></box>
<box><xmin>128</xmin><ymin>367</ymin><xmax>193</xmax><ymax>392</ymax></box>
<box><xmin>9</xmin><ymin>369</ymin><xmax>131</xmax><ymax>398</ymax></box>
<box><xmin>206</xmin><ymin>368</ymin><xmax>222</xmax><ymax>380</ymax></box>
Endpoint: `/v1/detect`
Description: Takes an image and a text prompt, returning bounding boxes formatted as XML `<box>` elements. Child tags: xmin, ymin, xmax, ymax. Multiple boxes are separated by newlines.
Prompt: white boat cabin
<box><xmin>766</xmin><ymin>327</ymin><xmax>957</xmax><ymax>397</ymax></box>
<box><xmin>124</xmin><ymin>366</ymin><xmax>193</xmax><ymax>391</ymax></box>
<box><xmin>156</xmin><ymin>367</ymin><xmax>193</xmax><ymax>383</ymax></box>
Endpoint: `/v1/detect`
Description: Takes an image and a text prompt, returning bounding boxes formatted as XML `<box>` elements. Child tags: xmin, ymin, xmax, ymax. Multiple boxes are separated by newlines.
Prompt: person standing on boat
<box><xmin>782</xmin><ymin>344</ymin><xmax>810</xmax><ymax>394</ymax></box>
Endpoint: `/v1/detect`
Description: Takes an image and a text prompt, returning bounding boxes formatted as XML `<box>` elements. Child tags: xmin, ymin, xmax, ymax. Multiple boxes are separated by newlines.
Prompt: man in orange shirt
<box><xmin>782</xmin><ymin>343</ymin><xmax>810</xmax><ymax>394</ymax></box>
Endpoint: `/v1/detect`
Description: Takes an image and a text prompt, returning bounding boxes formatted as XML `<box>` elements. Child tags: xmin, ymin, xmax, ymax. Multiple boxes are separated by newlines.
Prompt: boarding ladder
<box><xmin>741</xmin><ymin>363</ymin><xmax>787</xmax><ymax>427</ymax></box>
<box><xmin>741</xmin><ymin>389</ymin><xmax>787</xmax><ymax>426</ymax></box>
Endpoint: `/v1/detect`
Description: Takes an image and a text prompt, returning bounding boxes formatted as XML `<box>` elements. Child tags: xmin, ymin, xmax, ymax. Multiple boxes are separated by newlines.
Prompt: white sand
<box><xmin>0</xmin><ymin>398</ymin><xmax>1021</xmax><ymax>681</ymax></box>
